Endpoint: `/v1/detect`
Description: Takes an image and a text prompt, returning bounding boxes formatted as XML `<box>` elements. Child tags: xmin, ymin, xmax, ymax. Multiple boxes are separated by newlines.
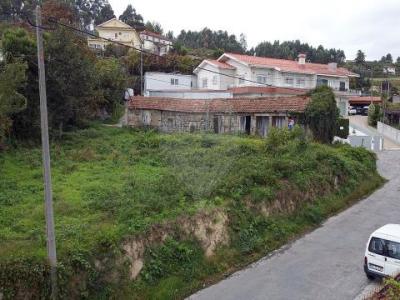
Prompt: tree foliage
<box><xmin>176</xmin><ymin>28</ymin><xmax>246</xmax><ymax>53</ymax></box>
<box><xmin>368</xmin><ymin>103</ymin><xmax>382</xmax><ymax>127</ymax></box>
<box><xmin>0</xmin><ymin>61</ymin><xmax>27</xmax><ymax>148</ymax></box>
<box><xmin>355</xmin><ymin>50</ymin><xmax>365</xmax><ymax>65</ymax></box>
<box><xmin>1</xmin><ymin>26</ymin><xmax>126</xmax><ymax>141</ymax></box>
<box><xmin>251</xmin><ymin>40</ymin><xmax>346</xmax><ymax>64</ymax></box>
<box><xmin>305</xmin><ymin>86</ymin><xmax>340</xmax><ymax>143</ymax></box>
<box><xmin>119</xmin><ymin>4</ymin><xmax>143</xmax><ymax>28</ymax></box>
<box><xmin>145</xmin><ymin>21</ymin><xmax>163</xmax><ymax>34</ymax></box>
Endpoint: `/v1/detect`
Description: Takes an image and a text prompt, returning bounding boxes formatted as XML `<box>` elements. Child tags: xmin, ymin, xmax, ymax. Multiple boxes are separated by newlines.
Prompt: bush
<box><xmin>305</xmin><ymin>86</ymin><xmax>340</xmax><ymax>143</ymax></box>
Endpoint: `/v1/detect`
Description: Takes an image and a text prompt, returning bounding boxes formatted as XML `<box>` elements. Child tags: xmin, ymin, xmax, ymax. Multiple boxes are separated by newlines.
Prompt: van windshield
<box><xmin>368</xmin><ymin>237</ymin><xmax>400</xmax><ymax>259</ymax></box>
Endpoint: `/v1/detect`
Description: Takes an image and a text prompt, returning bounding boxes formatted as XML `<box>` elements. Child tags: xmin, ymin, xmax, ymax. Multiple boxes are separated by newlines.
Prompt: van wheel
<box><xmin>366</xmin><ymin>273</ymin><xmax>375</xmax><ymax>280</ymax></box>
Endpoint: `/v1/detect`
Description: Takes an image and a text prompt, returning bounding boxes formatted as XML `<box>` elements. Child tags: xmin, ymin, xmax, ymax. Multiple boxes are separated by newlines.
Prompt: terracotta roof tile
<box><xmin>128</xmin><ymin>96</ymin><xmax>310</xmax><ymax>113</ymax></box>
<box><xmin>221</xmin><ymin>53</ymin><xmax>358</xmax><ymax>77</ymax></box>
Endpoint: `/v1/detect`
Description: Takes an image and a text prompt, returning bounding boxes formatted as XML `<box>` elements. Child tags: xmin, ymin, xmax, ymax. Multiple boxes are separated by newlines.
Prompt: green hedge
<box><xmin>336</xmin><ymin>118</ymin><xmax>349</xmax><ymax>139</ymax></box>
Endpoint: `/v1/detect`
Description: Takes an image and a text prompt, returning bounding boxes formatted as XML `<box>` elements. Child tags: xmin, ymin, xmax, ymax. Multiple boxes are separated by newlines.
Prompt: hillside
<box><xmin>0</xmin><ymin>125</ymin><xmax>383</xmax><ymax>299</ymax></box>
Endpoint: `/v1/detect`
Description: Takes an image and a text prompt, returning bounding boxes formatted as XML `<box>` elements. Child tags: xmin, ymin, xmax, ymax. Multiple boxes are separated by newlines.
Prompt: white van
<box><xmin>364</xmin><ymin>224</ymin><xmax>400</xmax><ymax>279</ymax></box>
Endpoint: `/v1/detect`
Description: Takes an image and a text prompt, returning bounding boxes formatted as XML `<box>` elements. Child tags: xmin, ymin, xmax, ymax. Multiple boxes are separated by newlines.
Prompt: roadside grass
<box><xmin>0</xmin><ymin>125</ymin><xmax>384</xmax><ymax>299</ymax></box>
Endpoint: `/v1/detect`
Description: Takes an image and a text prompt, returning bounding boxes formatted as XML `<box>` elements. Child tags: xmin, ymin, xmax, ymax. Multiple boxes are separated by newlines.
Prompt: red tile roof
<box><xmin>128</xmin><ymin>96</ymin><xmax>310</xmax><ymax>113</ymax></box>
<box><xmin>228</xmin><ymin>86</ymin><xmax>309</xmax><ymax>96</ymax></box>
<box><xmin>348</xmin><ymin>96</ymin><xmax>382</xmax><ymax>104</ymax></box>
<box><xmin>140</xmin><ymin>30</ymin><xmax>171</xmax><ymax>41</ymax></box>
<box><xmin>205</xmin><ymin>59</ymin><xmax>236</xmax><ymax>70</ymax></box>
<box><xmin>220</xmin><ymin>53</ymin><xmax>358</xmax><ymax>77</ymax></box>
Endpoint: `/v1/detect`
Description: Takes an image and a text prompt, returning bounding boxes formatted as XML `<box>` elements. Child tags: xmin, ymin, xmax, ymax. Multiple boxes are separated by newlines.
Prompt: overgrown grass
<box><xmin>0</xmin><ymin>125</ymin><xmax>383</xmax><ymax>299</ymax></box>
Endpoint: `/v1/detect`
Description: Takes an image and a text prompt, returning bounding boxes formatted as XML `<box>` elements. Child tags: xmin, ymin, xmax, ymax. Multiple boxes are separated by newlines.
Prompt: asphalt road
<box><xmin>189</xmin><ymin>150</ymin><xmax>400</xmax><ymax>300</ymax></box>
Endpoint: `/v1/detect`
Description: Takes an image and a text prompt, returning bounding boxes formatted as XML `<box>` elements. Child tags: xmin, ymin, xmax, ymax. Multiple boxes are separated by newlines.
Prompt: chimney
<box><xmin>328</xmin><ymin>62</ymin><xmax>337</xmax><ymax>71</ymax></box>
<box><xmin>298</xmin><ymin>53</ymin><xmax>306</xmax><ymax>65</ymax></box>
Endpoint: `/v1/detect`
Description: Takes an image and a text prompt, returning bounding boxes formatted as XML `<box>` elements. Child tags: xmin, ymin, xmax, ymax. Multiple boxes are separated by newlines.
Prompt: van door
<box><xmin>367</xmin><ymin>237</ymin><xmax>386</xmax><ymax>275</ymax></box>
<box><xmin>384</xmin><ymin>239</ymin><xmax>400</xmax><ymax>277</ymax></box>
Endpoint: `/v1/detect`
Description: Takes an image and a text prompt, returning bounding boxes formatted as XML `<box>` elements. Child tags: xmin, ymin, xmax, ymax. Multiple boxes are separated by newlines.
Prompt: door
<box><xmin>366</xmin><ymin>237</ymin><xmax>386</xmax><ymax>275</ymax></box>
<box><xmin>256</xmin><ymin>116</ymin><xmax>269</xmax><ymax>137</ymax></box>
<box><xmin>240</xmin><ymin>116</ymin><xmax>251</xmax><ymax>135</ymax></box>
<box><xmin>384</xmin><ymin>239</ymin><xmax>400</xmax><ymax>277</ymax></box>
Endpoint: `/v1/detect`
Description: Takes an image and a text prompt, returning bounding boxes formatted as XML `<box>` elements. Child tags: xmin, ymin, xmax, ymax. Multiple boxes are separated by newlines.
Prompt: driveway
<box><xmin>189</xmin><ymin>151</ymin><xmax>400</xmax><ymax>300</ymax></box>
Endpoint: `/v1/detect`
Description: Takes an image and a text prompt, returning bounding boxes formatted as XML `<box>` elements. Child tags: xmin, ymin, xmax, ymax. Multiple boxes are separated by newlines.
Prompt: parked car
<box><xmin>356</xmin><ymin>106</ymin><xmax>364</xmax><ymax>115</ymax></box>
<box><xmin>364</xmin><ymin>224</ymin><xmax>400</xmax><ymax>279</ymax></box>
<box><xmin>362</xmin><ymin>106</ymin><xmax>370</xmax><ymax>116</ymax></box>
<box><xmin>348</xmin><ymin>106</ymin><xmax>357</xmax><ymax>115</ymax></box>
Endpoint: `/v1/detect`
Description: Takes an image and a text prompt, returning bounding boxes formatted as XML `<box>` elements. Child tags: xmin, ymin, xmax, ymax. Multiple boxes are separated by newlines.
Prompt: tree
<box><xmin>386</xmin><ymin>53</ymin><xmax>393</xmax><ymax>64</ymax></box>
<box><xmin>305</xmin><ymin>86</ymin><xmax>339</xmax><ymax>143</ymax></box>
<box><xmin>145</xmin><ymin>21</ymin><xmax>163</xmax><ymax>34</ymax></box>
<box><xmin>119</xmin><ymin>4</ymin><xmax>143</xmax><ymax>28</ymax></box>
<box><xmin>94</xmin><ymin>3</ymin><xmax>115</xmax><ymax>25</ymax></box>
<box><xmin>95</xmin><ymin>58</ymin><xmax>126</xmax><ymax>118</ymax></box>
<box><xmin>0</xmin><ymin>0</ymin><xmax>39</xmax><ymax>23</ymax></box>
<box><xmin>355</xmin><ymin>50</ymin><xmax>366</xmax><ymax>65</ymax></box>
<box><xmin>166</xmin><ymin>30</ymin><xmax>174</xmax><ymax>40</ymax></box>
<box><xmin>0</xmin><ymin>61</ymin><xmax>27</xmax><ymax>148</ymax></box>
<box><xmin>368</xmin><ymin>103</ymin><xmax>382</xmax><ymax>126</ymax></box>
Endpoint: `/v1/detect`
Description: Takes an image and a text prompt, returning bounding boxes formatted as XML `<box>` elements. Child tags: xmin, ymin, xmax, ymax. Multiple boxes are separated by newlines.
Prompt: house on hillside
<box><xmin>140</xmin><ymin>30</ymin><xmax>172</xmax><ymax>56</ymax></box>
<box><xmin>383</xmin><ymin>66</ymin><xmax>396</xmax><ymax>75</ymax></box>
<box><xmin>127</xmin><ymin>96</ymin><xmax>310</xmax><ymax>136</ymax></box>
<box><xmin>194</xmin><ymin>53</ymin><xmax>359</xmax><ymax>116</ymax></box>
<box><xmin>144</xmin><ymin>72</ymin><xmax>197</xmax><ymax>96</ymax></box>
<box><xmin>87</xmin><ymin>18</ymin><xmax>142</xmax><ymax>50</ymax></box>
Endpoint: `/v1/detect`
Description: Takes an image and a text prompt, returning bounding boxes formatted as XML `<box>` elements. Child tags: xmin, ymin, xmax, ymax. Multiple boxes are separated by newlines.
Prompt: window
<box><xmin>317</xmin><ymin>78</ymin><xmax>329</xmax><ymax>87</ymax></box>
<box><xmin>296</xmin><ymin>78</ymin><xmax>305</xmax><ymax>87</ymax></box>
<box><xmin>119</xmin><ymin>32</ymin><xmax>122</xmax><ymax>35</ymax></box>
<box><xmin>339</xmin><ymin>81</ymin><xmax>346</xmax><ymax>91</ymax></box>
<box><xmin>114</xmin><ymin>33</ymin><xmax>118</xmax><ymax>38</ymax></box>
<box><xmin>212</xmin><ymin>75</ymin><xmax>218</xmax><ymax>85</ymax></box>
<box><xmin>386</xmin><ymin>240</ymin><xmax>400</xmax><ymax>260</ymax></box>
<box><xmin>368</xmin><ymin>237</ymin><xmax>385</xmax><ymax>255</ymax></box>
<box><xmin>170</xmin><ymin>78</ymin><xmax>179</xmax><ymax>85</ymax></box>
<box><xmin>257</xmin><ymin>75</ymin><xmax>267</xmax><ymax>85</ymax></box>
<box><xmin>285</xmin><ymin>77</ymin><xmax>294</xmax><ymax>86</ymax></box>
<box><xmin>202</xmin><ymin>78</ymin><xmax>208</xmax><ymax>88</ymax></box>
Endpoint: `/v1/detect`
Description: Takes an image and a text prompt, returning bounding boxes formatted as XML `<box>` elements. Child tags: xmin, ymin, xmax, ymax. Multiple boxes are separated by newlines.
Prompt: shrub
<box><xmin>305</xmin><ymin>86</ymin><xmax>340</xmax><ymax>143</ymax></box>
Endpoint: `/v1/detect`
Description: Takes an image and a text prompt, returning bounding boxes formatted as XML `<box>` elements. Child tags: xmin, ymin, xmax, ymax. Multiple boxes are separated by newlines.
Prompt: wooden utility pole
<box><xmin>35</xmin><ymin>6</ymin><xmax>58</xmax><ymax>299</ymax></box>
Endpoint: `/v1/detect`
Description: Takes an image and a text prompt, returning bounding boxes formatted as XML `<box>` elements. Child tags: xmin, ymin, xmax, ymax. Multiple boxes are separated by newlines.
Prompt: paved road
<box><xmin>189</xmin><ymin>151</ymin><xmax>400</xmax><ymax>300</ymax></box>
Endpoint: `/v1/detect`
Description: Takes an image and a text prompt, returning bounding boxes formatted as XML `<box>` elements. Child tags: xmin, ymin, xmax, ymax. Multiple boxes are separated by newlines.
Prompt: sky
<box><xmin>109</xmin><ymin>0</ymin><xmax>400</xmax><ymax>61</ymax></box>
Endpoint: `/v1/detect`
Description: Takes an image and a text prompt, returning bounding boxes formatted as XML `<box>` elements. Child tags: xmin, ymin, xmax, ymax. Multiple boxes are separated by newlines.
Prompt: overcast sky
<box><xmin>109</xmin><ymin>0</ymin><xmax>400</xmax><ymax>61</ymax></box>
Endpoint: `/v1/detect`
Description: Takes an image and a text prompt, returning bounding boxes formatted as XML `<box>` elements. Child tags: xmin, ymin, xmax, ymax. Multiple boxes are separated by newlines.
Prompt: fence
<box><xmin>377</xmin><ymin>122</ymin><xmax>400</xmax><ymax>144</ymax></box>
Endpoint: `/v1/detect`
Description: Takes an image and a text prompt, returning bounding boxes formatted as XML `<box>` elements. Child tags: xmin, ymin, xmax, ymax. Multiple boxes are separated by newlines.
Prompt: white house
<box><xmin>383</xmin><ymin>66</ymin><xmax>396</xmax><ymax>75</ymax></box>
<box><xmin>144</xmin><ymin>72</ymin><xmax>197</xmax><ymax>96</ymax></box>
<box><xmin>87</xmin><ymin>18</ymin><xmax>142</xmax><ymax>50</ymax></box>
<box><xmin>194</xmin><ymin>53</ymin><xmax>359</xmax><ymax>116</ymax></box>
<box><xmin>139</xmin><ymin>30</ymin><xmax>172</xmax><ymax>56</ymax></box>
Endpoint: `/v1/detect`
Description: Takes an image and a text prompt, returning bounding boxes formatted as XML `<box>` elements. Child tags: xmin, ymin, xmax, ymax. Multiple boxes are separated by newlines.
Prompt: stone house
<box><xmin>127</xmin><ymin>96</ymin><xmax>310</xmax><ymax>137</ymax></box>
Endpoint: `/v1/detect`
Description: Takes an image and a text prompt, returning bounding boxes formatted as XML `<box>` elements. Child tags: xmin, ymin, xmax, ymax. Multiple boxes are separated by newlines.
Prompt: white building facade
<box><xmin>194</xmin><ymin>53</ymin><xmax>359</xmax><ymax>116</ymax></box>
<box><xmin>139</xmin><ymin>31</ymin><xmax>172</xmax><ymax>56</ymax></box>
<box><xmin>144</xmin><ymin>72</ymin><xmax>197</xmax><ymax>96</ymax></box>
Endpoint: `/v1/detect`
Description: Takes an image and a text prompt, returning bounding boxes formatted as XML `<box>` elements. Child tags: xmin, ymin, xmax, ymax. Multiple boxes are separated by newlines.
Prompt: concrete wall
<box><xmin>144</xmin><ymin>73</ymin><xmax>195</xmax><ymax>93</ymax></box>
<box><xmin>377</xmin><ymin>121</ymin><xmax>400</xmax><ymax>144</ymax></box>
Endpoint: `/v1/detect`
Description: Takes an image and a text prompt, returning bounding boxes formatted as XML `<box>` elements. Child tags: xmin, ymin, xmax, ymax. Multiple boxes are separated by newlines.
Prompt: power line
<box><xmin>45</xmin><ymin>18</ymin><xmax>282</xmax><ymax>88</ymax></box>
<box><xmin>25</xmin><ymin>17</ymin><xmax>339</xmax><ymax>93</ymax></box>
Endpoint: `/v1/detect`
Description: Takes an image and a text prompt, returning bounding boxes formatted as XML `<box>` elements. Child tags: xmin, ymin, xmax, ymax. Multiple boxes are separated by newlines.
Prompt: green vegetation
<box><xmin>0</xmin><ymin>125</ymin><xmax>383</xmax><ymax>299</ymax></box>
<box><xmin>305</xmin><ymin>86</ymin><xmax>340</xmax><ymax>143</ymax></box>
<box><xmin>368</xmin><ymin>103</ymin><xmax>383</xmax><ymax>127</ymax></box>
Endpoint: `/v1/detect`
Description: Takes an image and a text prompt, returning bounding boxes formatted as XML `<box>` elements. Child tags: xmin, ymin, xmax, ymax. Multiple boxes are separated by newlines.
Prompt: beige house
<box><xmin>88</xmin><ymin>18</ymin><xmax>142</xmax><ymax>50</ymax></box>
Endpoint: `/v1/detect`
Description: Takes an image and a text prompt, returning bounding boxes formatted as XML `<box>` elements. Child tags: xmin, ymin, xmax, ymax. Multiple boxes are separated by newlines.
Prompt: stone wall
<box><xmin>127</xmin><ymin>108</ymin><xmax>290</xmax><ymax>136</ymax></box>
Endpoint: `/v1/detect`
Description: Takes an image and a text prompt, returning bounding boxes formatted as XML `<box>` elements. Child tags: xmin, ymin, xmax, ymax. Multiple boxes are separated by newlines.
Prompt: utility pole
<box><xmin>36</xmin><ymin>6</ymin><xmax>58</xmax><ymax>299</ymax></box>
<box><xmin>140</xmin><ymin>44</ymin><xmax>143</xmax><ymax>95</ymax></box>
